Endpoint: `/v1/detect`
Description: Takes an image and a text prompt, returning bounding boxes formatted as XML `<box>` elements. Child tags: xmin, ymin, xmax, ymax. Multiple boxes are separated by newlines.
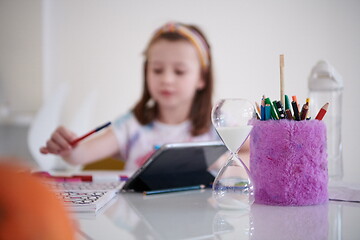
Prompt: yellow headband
<box><xmin>151</xmin><ymin>22</ymin><xmax>210</xmax><ymax>69</ymax></box>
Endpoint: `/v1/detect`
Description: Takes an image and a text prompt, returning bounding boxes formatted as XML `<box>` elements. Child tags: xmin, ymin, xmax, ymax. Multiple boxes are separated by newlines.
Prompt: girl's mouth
<box><xmin>160</xmin><ymin>90</ymin><xmax>173</xmax><ymax>97</ymax></box>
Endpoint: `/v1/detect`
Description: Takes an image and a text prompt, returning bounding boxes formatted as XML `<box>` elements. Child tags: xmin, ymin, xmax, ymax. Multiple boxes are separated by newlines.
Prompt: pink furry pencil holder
<box><xmin>250</xmin><ymin>119</ymin><xmax>328</xmax><ymax>206</ymax></box>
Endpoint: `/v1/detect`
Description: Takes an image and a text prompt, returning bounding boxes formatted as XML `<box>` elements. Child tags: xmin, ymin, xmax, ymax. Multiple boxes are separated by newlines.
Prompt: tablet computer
<box><xmin>121</xmin><ymin>141</ymin><xmax>228</xmax><ymax>192</ymax></box>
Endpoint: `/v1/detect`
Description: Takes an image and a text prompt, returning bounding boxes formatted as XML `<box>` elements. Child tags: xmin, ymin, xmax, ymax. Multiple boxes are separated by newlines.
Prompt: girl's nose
<box><xmin>160</xmin><ymin>70</ymin><xmax>175</xmax><ymax>84</ymax></box>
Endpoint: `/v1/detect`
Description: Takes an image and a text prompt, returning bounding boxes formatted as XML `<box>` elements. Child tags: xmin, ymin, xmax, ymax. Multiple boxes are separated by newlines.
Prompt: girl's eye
<box><xmin>175</xmin><ymin>70</ymin><xmax>185</xmax><ymax>75</ymax></box>
<box><xmin>153</xmin><ymin>68</ymin><xmax>163</xmax><ymax>74</ymax></box>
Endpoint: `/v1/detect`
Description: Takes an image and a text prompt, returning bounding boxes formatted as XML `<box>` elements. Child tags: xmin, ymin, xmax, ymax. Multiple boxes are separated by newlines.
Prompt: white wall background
<box><xmin>1</xmin><ymin>0</ymin><xmax>359</xmax><ymax>182</ymax></box>
<box><xmin>0</xmin><ymin>0</ymin><xmax>42</xmax><ymax>114</ymax></box>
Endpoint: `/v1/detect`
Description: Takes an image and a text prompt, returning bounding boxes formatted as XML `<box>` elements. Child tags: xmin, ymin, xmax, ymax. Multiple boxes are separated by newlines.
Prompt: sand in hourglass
<box><xmin>216</xmin><ymin>126</ymin><xmax>252</xmax><ymax>153</ymax></box>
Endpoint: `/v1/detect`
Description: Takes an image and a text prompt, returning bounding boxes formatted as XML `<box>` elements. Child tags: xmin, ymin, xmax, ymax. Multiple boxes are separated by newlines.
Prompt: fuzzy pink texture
<box><xmin>250</xmin><ymin>119</ymin><xmax>328</xmax><ymax>206</ymax></box>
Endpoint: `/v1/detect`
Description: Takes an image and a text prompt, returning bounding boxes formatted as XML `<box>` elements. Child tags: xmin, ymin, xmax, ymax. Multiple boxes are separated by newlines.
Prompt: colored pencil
<box><xmin>70</xmin><ymin>121</ymin><xmax>111</xmax><ymax>146</ymax></box>
<box><xmin>261</xmin><ymin>98</ymin><xmax>265</xmax><ymax>121</ymax></box>
<box><xmin>265</xmin><ymin>98</ymin><xmax>279</xmax><ymax>120</ymax></box>
<box><xmin>285</xmin><ymin>109</ymin><xmax>293</xmax><ymax>120</ymax></box>
<box><xmin>280</xmin><ymin>54</ymin><xmax>285</xmax><ymax>105</ymax></box>
<box><xmin>300</xmin><ymin>104</ymin><xmax>309</xmax><ymax>120</ymax></box>
<box><xmin>305</xmin><ymin>98</ymin><xmax>311</xmax><ymax>118</ymax></box>
<box><xmin>292</xmin><ymin>95</ymin><xmax>300</xmax><ymax>110</ymax></box>
<box><xmin>143</xmin><ymin>185</ymin><xmax>205</xmax><ymax>195</ymax></box>
<box><xmin>255</xmin><ymin>102</ymin><xmax>261</xmax><ymax>119</ymax></box>
<box><xmin>291</xmin><ymin>101</ymin><xmax>300</xmax><ymax>121</ymax></box>
<box><xmin>292</xmin><ymin>96</ymin><xmax>298</xmax><ymax>104</ymax></box>
<box><xmin>315</xmin><ymin>103</ymin><xmax>329</xmax><ymax>120</ymax></box>
<box><xmin>285</xmin><ymin>95</ymin><xmax>291</xmax><ymax>110</ymax></box>
<box><xmin>255</xmin><ymin>101</ymin><xmax>261</xmax><ymax>114</ymax></box>
<box><xmin>265</xmin><ymin>104</ymin><xmax>271</xmax><ymax>120</ymax></box>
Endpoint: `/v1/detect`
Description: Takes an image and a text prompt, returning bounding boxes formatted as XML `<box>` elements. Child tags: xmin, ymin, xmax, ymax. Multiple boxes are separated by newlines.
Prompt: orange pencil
<box><xmin>315</xmin><ymin>103</ymin><xmax>329</xmax><ymax>120</ymax></box>
<box><xmin>292</xmin><ymin>95</ymin><xmax>300</xmax><ymax>110</ymax></box>
<box><xmin>292</xmin><ymin>96</ymin><xmax>298</xmax><ymax>104</ymax></box>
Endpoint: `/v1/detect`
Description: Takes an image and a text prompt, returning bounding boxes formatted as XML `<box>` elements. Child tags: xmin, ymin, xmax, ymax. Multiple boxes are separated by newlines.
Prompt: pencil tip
<box><xmin>323</xmin><ymin>102</ymin><xmax>329</xmax><ymax>110</ymax></box>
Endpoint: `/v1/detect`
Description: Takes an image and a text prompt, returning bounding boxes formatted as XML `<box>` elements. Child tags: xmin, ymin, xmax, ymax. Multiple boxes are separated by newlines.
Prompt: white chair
<box><xmin>27</xmin><ymin>82</ymin><xmax>97</xmax><ymax>171</ymax></box>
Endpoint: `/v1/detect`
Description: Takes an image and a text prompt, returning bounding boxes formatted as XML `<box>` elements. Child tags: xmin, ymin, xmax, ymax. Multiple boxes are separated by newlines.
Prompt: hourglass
<box><xmin>212</xmin><ymin>98</ymin><xmax>256</xmax><ymax>209</ymax></box>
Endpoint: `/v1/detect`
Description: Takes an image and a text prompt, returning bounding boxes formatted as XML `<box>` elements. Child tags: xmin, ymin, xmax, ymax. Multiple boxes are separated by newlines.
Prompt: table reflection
<box><xmin>211</xmin><ymin>203</ymin><xmax>329</xmax><ymax>240</ymax></box>
<box><xmin>212</xmin><ymin>209</ymin><xmax>251</xmax><ymax>239</ymax></box>
<box><xmin>250</xmin><ymin>203</ymin><xmax>328</xmax><ymax>240</ymax></box>
<box><xmin>106</xmin><ymin>190</ymin><xmax>220</xmax><ymax>240</ymax></box>
<box><xmin>83</xmin><ymin>190</ymin><xmax>360</xmax><ymax>240</ymax></box>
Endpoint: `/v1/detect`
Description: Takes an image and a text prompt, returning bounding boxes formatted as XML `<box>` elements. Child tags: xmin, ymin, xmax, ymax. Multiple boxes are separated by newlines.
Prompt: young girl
<box><xmin>40</xmin><ymin>22</ymin><xmax>219</xmax><ymax>170</ymax></box>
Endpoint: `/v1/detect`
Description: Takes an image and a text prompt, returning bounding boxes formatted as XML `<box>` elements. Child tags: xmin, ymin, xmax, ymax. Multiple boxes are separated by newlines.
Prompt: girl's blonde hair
<box><xmin>132</xmin><ymin>22</ymin><xmax>214</xmax><ymax>136</ymax></box>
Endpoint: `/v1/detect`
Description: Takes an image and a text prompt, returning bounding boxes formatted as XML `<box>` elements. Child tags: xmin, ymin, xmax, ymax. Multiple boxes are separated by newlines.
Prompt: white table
<box><xmin>75</xmin><ymin>187</ymin><xmax>360</xmax><ymax>240</ymax></box>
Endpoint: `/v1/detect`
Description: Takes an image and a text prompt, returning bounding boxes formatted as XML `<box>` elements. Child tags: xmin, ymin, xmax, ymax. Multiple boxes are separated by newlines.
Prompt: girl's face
<box><xmin>146</xmin><ymin>39</ymin><xmax>205</xmax><ymax>112</ymax></box>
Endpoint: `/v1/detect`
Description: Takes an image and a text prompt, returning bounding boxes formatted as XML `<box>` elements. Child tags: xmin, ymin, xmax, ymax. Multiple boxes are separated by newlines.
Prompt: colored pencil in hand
<box><xmin>70</xmin><ymin>121</ymin><xmax>111</xmax><ymax>146</ymax></box>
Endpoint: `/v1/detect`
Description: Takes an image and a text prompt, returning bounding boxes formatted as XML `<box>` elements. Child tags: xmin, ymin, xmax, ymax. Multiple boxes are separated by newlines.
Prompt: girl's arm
<box><xmin>40</xmin><ymin>127</ymin><xmax>120</xmax><ymax>166</ymax></box>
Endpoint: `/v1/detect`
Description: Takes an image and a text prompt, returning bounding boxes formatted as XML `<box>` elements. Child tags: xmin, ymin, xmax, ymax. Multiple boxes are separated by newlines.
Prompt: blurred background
<box><xmin>0</xmin><ymin>0</ymin><xmax>359</xmax><ymax>181</ymax></box>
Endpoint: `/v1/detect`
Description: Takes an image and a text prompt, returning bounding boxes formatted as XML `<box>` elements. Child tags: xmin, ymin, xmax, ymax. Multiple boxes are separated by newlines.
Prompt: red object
<box><xmin>70</xmin><ymin>121</ymin><xmax>111</xmax><ymax>146</ymax></box>
<box><xmin>32</xmin><ymin>171</ymin><xmax>128</xmax><ymax>182</ymax></box>
<box><xmin>72</xmin><ymin>175</ymin><xmax>93</xmax><ymax>181</ymax></box>
<box><xmin>315</xmin><ymin>103</ymin><xmax>329</xmax><ymax>120</ymax></box>
<box><xmin>70</xmin><ymin>130</ymin><xmax>96</xmax><ymax>146</ymax></box>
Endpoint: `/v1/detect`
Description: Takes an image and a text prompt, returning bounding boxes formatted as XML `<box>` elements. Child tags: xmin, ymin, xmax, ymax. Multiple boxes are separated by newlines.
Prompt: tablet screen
<box><xmin>122</xmin><ymin>142</ymin><xmax>227</xmax><ymax>192</ymax></box>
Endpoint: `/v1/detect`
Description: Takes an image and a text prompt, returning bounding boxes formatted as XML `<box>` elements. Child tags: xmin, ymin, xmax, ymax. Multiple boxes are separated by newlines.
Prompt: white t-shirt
<box><xmin>112</xmin><ymin>112</ymin><xmax>220</xmax><ymax>170</ymax></box>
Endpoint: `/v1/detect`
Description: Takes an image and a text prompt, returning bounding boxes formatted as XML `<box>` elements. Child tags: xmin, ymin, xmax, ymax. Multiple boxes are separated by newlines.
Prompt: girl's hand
<box><xmin>39</xmin><ymin>126</ymin><xmax>77</xmax><ymax>158</ymax></box>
